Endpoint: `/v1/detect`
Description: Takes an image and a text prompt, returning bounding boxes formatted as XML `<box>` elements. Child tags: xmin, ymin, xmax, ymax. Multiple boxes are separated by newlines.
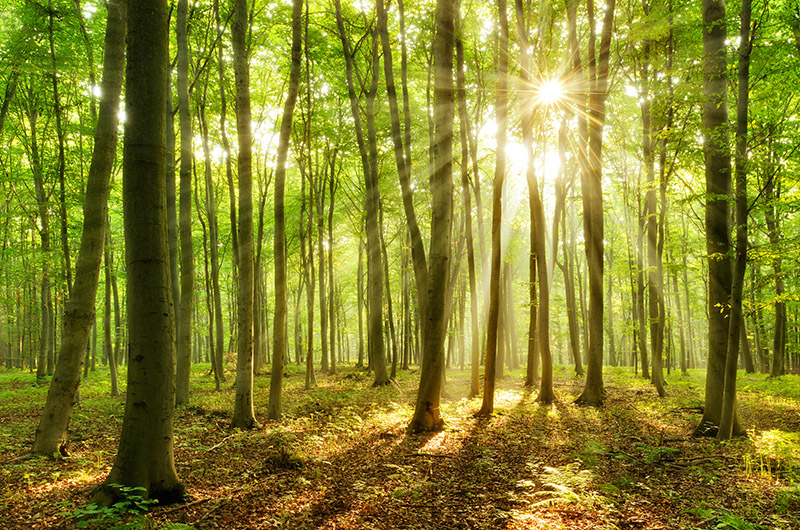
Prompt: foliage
<box><xmin>68</xmin><ymin>484</ymin><xmax>157</xmax><ymax>529</ymax></box>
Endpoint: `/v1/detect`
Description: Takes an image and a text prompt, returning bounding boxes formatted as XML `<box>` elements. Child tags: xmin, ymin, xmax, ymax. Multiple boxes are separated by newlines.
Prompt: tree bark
<box><xmin>409</xmin><ymin>0</ymin><xmax>454</xmax><ymax>431</ymax></box>
<box><xmin>478</xmin><ymin>0</ymin><xmax>508</xmax><ymax>417</ymax></box>
<box><xmin>718</xmin><ymin>0</ymin><xmax>751</xmax><ymax>439</ymax></box>
<box><xmin>95</xmin><ymin>0</ymin><xmax>184</xmax><ymax>502</ymax></box>
<box><xmin>576</xmin><ymin>0</ymin><xmax>615</xmax><ymax>405</ymax></box>
<box><xmin>231</xmin><ymin>0</ymin><xmax>258</xmax><ymax>429</ymax></box>
<box><xmin>515</xmin><ymin>0</ymin><xmax>554</xmax><ymax>403</ymax></box>
<box><xmin>695</xmin><ymin>0</ymin><xmax>736</xmax><ymax>437</ymax></box>
<box><xmin>455</xmin><ymin>4</ymin><xmax>480</xmax><ymax>397</ymax></box>
<box><xmin>175</xmin><ymin>0</ymin><xmax>195</xmax><ymax>406</ymax></box>
<box><xmin>268</xmin><ymin>0</ymin><xmax>302</xmax><ymax>420</ymax></box>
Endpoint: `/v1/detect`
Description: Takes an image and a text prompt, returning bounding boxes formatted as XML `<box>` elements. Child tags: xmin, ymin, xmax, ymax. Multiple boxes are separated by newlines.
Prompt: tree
<box><xmin>718</xmin><ymin>0</ymin><xmax>753</xmax><ymax>439</ymax></box>
<box><xmin>231</xmin><ymin>0</ymin><xmax>259</xmax><ymax>429</ymax></box>
<box><xmin>575</xmin><ymin>0</ymin><xmax>615</xmax><ymax>406</ymax></box>
<box><xmin>477</xmin><ymin>0</ymin><xmax>509</xmax><ymax>418</ymax></box>
<box><xmin>175</xmin><ymin>0</ymin><xmax>195</xmax><ymax>406</ymax></box>
<box><xmin>695</xmin><ymin>0</ymin><xmax>743</xmax><ymax>437</ymax></box>
<box><xmin>94</xmin><ymin>0</ymin><xmax>184</xmax><ymax>502</ymax></box>
<box><xmin>31</xmin><ymin>0</ymin><xmax>126</xmax><ymax>457</ymax></box>
<box><xmin>268</xmin><ymin>0</ymin><xmax>303</xmax><ymax>421</ymax></box>
<box><xmin>409</xmin><ymin>0</ymin><xmax>455</xmax><ymax>432</ymax></box>
<box><xmin>333</xmin><ymin>0</ymin><xmax>388</xmax><ymax>387</ymax></box>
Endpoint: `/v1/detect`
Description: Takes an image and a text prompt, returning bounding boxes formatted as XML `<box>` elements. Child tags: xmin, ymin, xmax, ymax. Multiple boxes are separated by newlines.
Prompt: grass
<box><xmin>1</xmin><ymin>362</ymin><xmax>799</xmax><ymax>529</ymax></box>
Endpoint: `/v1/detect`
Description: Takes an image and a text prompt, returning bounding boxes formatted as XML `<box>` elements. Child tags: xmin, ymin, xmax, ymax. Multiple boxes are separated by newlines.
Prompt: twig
<box><xmin>158</xmin><ymin>497</ymin><xmax>210</xmax><ymax>516</ymax></box>
<box><xmin>205</xmin><ymin>434</ymin><xmax>235</xmax><ymax>452</ymax></box>
<box><xmin>403</xmin><ymin>452</ymin><xmax>454</xmax><ymax>458</ymax></box>
<box><xmin>192</xmin><ymin>497</ymin><xmax>231</xmax><ymax>525</ymax></box>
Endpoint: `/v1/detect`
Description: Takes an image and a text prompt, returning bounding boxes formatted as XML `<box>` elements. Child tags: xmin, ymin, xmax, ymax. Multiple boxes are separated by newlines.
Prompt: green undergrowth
<box><xmin>2</xmin><ymin>362</ymin><xmax>800</xmax><ymax>529</ymax></box>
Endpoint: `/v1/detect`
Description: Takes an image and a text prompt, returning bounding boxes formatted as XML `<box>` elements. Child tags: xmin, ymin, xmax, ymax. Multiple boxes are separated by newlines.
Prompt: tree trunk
<box><xmin>696</xmin><ymin>0</ymin><xmax>736</xmax><ymax>437</ymax></box>
<box><xmin>409</xmin><ymin>0</ymin><xmax>454</xmax><ymax>431</ymax></box>
<box><xmin>640</xmin><ymin>40</ymin><xmax>665</xmax><ymax>397</ymax></box>
<box><xmin>718</xmin><ymin>0</ymin><xmax>751</xmax><ymax>439</ymax></box>
<box><xmin>175</xmin><ymin>0</ymin><xmax>194</xmax><ymax>406</ymax></box>
<box><xmin>317</xmin><ymin>174</ymin><xmax>328</xmax><ymax>374</ymax></box>
<box><xmin>455</xmin><ymin>6</ymin><xmax>480</xmax><ymax>397</ymax></box>
<box><xmin>576</xmin><ymin>0</ymin><xmax>615</xmax><ymax>405</ymax></box>
<box><xmin>105</xmin><ymin>231</ymin><xmax>119</xmax><ymax>397</ymax></box>
<box><xmin>95</xmin><ymin>0</ymin><xmax>184</xmax><ymax>502</ymax></box>
<box><xmin>328</xmin><ymin>162</ymin><xmax>337</xmax><ymax>375</ymax></box>
<box><xmin>477</xmin><ymin>0</ymin><xmax>508</xmax><ymax>417</ymax></box>
<box><xmin>231</xmin><ymin>0</ymin><xmax>259</xmax><ymax>429</ymax></box>
<box><xmin>199</xmin><ymin>85</ymin><xmax>226</xmax><ymax>384</ymax></box>
<box><xmin>48</xmin><ymin>7</ymin><xmax>72</xmax><ymax>297</ymax></box>
<box><xmin>268</xmin><ymin>0</ymin><xmax>302</xmax><ymax>420</ymax></box>
<box><xmin>31</xmin><ymin>0</ymin><xmax>126</xmax><ymax>456</ymax></box>
<box><xmin>377</xmin><ymin>0</ymin><xmax>428</xmax><ymax>326</ymax></box>
<box><xmin>334</xmin><ymin>1</ymin><xmax>387</xmax><ymax>385</ymax></box>
<box><xmin>515</xmin><ymin>0</ymin><xmax>552</xmax><ymax>400</ymax></box>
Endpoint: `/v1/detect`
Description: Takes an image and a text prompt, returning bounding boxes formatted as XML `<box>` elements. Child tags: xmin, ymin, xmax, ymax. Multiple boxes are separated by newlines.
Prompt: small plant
<box><xmin>70</xmin><ymin>484</ymin><xmax>157</xmax><ymax>529</ymax></box>
<box><xmin>634</xmin><ymin>442</ymin><xmax>681</xmax><ymax>464</ymax></box>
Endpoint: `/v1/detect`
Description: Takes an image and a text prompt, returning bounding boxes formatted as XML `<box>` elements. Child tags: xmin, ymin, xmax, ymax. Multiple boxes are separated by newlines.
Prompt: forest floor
<box><xmin>1</xmin><ymin>363</ymin><xmax>799</xmax><ymax>530</ymax></box>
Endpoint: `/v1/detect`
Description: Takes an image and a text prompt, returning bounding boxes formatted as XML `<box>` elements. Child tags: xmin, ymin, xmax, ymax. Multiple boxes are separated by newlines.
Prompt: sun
<box><xmin>535</xmin><ymin>77</ymin><xmax>565</xmax><ymax>107</ymax></box>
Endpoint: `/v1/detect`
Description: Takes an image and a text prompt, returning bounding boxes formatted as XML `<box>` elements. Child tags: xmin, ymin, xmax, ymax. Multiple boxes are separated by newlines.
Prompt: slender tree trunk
<box><xmin>455</xmin><ymin>4</ymin><xmax>480</xmax><ymax>397</ymax></box>
<box><xmin>268</xmin><ymin>0</ymin><xmax>302</xmax><ymax>420</ymax></box>
<box><xmin>199</xmin><ymin>86</ymin><xmax>226</xmax><ymax>384</ymax></box>
<box><xmin>48</xmin><ymin>7</ymin><xmax>72</xmax><ymax>297</ymax></box>
<box><xmin>377</xmin><ymin>0</ymin><xmax>428</xmax><ymax>325</ymax></box>
<box><xmin>640</xmin><ymin>41</ymin><xmax>665</xmax><ymax>397</ymax></box>
<box><xmin>357</xmin><ymin>236</ymin><xmax>365</xmax><ymax>368</ymax></box>
<box><xmin>718</xmin><ymin>0</ymin><xmax>751</xmax><ymax>439</ymax></box>
<box><xmin>515</xmin><ymin>0</ymin><xmax>553</xmax><ymax>402</ymax></box>
<box><xmin>31</xmin><ymin>0</ymin><xmax>126</xmax><ymax>456</ymax></box>
<box><xmin>328</xmin><ymin>163</ymin><xmax>337</xmax><ymax>375</ymax></box>
<box><xmin>105</xmin><ymin>231</ymin><xmax>119</xmax><ymax>397</ymax></box>
<box><xmin>231</xmin><ymin>0</ymin><xmax>258</xmax><ymax>429</ymax></box>
<box><xmin>175</xmin><ymin>0</ymin><xmax>195</xmax><ymax>405</ymax></box>
<box><xmin>334</xmin><ymin>1</ymin><xmax>387</xmax><ymax>385</ymax></box>
<box><xmin>478</xmin><ymin>0</ymin><xmax>508</xmax><ymax>417</ymax></box>
<box><xmin>317</xmin><ymin>176</ymin><xmax>328</xmax><ymax>373</ymax></box>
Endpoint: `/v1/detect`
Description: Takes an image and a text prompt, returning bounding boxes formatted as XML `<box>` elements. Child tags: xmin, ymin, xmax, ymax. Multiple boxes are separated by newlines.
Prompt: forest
<box><xmin>0</xmin><ymin>0</ymin><xmax>799</xmax><ymax>527</ymax></box>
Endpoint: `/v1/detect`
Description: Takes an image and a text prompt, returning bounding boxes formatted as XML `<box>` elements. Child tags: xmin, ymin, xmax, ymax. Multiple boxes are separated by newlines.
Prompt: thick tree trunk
<box><xmin>96</xmin><ymin>0</ymin><xmax>184</xmax><ymax>502</ymax></box>
<box><xmin>696</xmin><ymin>0</ymin><xmax>738</xmax><ymax>437</ymax></box>
<box><xmin>31</xmin><ymin>0</ymin><xmax>126</xmax><ymax>456</ymax></box>
<box><xmin>576</xmin><ymin>0</ymin><xmax>614</xmax><ymax>405</ymax></box>
<box><xmin>409</xmin><ymin>0</ymin><xmax>454</xmax><ymax>432</ymax></box>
